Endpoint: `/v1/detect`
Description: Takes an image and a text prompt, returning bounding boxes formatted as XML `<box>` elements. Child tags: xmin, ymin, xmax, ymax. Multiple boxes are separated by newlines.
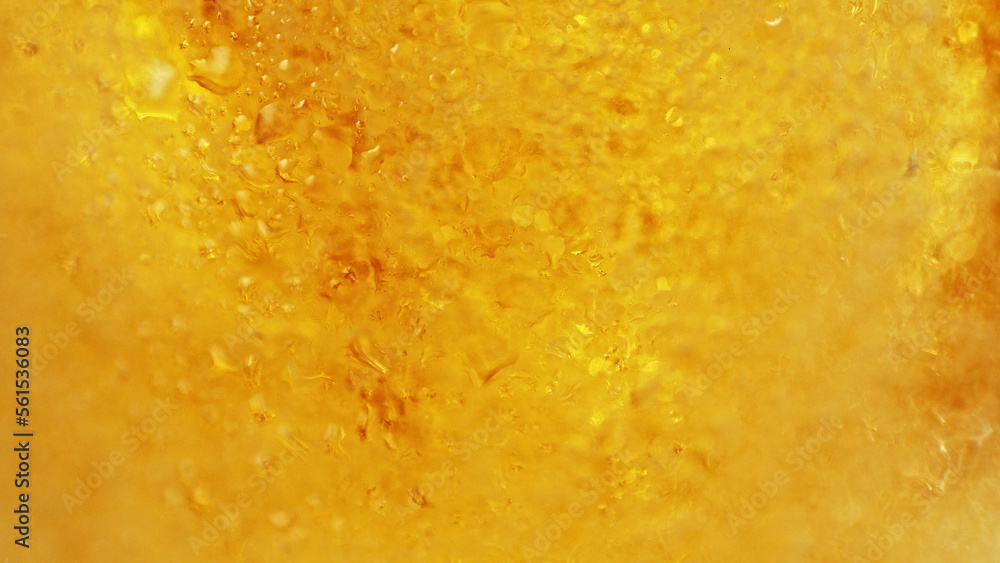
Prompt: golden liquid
<box><xmin>2</xmin><ymin>0</ymin><xmax>1000</xmax><ymax>561</ymax></box>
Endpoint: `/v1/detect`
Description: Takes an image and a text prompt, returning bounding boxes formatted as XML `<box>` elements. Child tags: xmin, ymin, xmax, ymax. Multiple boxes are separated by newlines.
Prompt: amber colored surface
<box><xmin>2</xmin><ymin>0</ymin><xmax>1000</xmax><ymax>561</ymax></box>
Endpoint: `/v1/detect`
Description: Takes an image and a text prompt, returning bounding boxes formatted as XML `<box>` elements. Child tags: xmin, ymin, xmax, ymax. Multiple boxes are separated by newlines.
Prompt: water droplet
<box><xmin>190</xmin><ymin>47</ymin><xmax>245</xmax><ymax>94</ymax></box>
<box><xmin>533</xmin><ymin>210</ymin><xmax>554</xmax><ymax>232</ymax></box>
<box><xmin>957</xmin><ymin>21</ymin><xmax>979</xmax><ymax>44</ymax></box>
<box><xmin>461</xmin><ymin>1</ymin><xmax>516</xmax><ymax>53</ymax></box>
<box><xmin>944</xmin><ymin>232</ymin><xmax>977</xmax><ymax>263</ymax></box>
<box><xmin>312</xmin><ymin>127</ymin><xmax>353</xmax><ymax>172</ymax></box>
<box><xmin>245</xmin><ymin>0</ymin><xmax>264</xmax><ymax>15</ymax></box>
<box><xmin>949</xmin><ymin>141</ymin><xmax>978</xmax><ymax>172</ymax></box>
<box><xmin>269</xmin><ymin>511</ymin><xmax>291</xmax><ymax>528</ymax></box>
<box><xmin>512</xmin><ymin>205</ymin><xmax>534</xmax><ymax>227</ymax></box>
<box><xmin>255</xmin><ymin>102</ymin><xmax>293</xmax><ymax>144</ymax></box>
<box><xmin>429</xmin><ymin>73</ymin><xmax>448</xmax><ymax>89</ymax></box>
<box><xmin>192</xmin><ymin>486</ymin><xmax>211</xmax><ymax>507</ymax></box>
<box><xmin>210</xmin><ymin>346</ymin><xmax>237</xmax><ymax>372</ymax></box>
<box><xmin>125</xmin><ymin>60</ymin><xmax>180</xmax><ymax>120</ymax></box>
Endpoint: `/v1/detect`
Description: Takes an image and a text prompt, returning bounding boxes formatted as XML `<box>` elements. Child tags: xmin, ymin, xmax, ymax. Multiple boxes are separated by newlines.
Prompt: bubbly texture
<box><xmin>2</xmin><ymin>0</ymin><xmax>1000</xmax><ymax>561</ymax></box>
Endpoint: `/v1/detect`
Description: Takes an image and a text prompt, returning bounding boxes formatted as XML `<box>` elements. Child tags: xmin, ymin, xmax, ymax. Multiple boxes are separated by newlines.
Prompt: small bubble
<box><xmin>192</xmin><ymin>486</ymin><xmax>210</xmax><ymax>507</ymax></box>
<box><xmin>949</xmin><ymin>141</ymin><xmax>978</xmax><ymax>171</ymax></box>
<box><xmin>429</xmin><ymin>73</ymin><xmax>447</xmax><ymax>89</ymax></box>
<box><xmin>512</xmin><ymin>205</ymin><xmax>535</xmax><ymax>227</ymax></box>
<box><xmin>233</xmin><ymin>114</ymin><xmax>252</xmax><ymax>133</ymax></box>
<box><xmin>957</xmin><ymin>21</ymin><xmax>979</xmax><ymax>44</ymax></box>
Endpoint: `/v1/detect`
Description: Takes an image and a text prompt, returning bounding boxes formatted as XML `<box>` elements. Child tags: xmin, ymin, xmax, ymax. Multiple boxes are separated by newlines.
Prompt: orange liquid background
<box><xmin>2</xmin><ymin>0</ymin><xmax>1000</xmax><ymax>561</ymax></box>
